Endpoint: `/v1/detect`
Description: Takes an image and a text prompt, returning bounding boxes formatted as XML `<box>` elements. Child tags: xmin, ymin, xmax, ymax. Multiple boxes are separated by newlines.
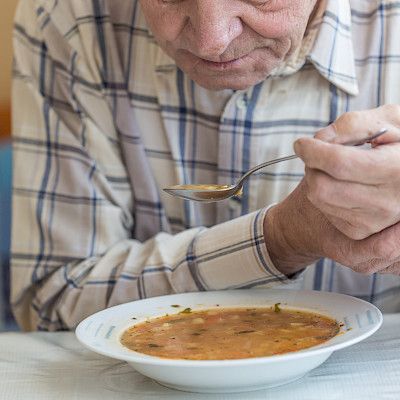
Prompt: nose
<box><xmin>185</xmin><ymin>1</ymin><xmax>243</xmax><ymax>60</ymax></box>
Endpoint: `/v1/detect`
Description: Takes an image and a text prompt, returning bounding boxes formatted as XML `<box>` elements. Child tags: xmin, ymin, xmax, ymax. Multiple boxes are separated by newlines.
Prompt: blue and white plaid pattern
<box><xmin>10</xmin><ymin>0</ymin><xmax>400</xmax><ymax>331</ymax></box>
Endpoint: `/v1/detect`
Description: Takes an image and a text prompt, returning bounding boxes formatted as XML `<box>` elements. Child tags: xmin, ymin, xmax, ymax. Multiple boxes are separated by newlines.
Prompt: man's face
<box><xmin>140</xmin><ymin>0</ymin><xmax>318</xmax><ymax>90</ymax></box>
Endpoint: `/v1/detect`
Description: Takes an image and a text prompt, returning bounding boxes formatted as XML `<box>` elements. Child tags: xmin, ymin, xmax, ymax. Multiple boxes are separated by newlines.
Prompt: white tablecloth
<box><xmin>0</xmin><ymin>315</ymin><xmax>399</xmax><ymax>400</ymax></box>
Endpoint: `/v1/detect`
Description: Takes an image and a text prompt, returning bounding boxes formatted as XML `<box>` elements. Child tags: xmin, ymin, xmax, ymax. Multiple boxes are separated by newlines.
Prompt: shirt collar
<box><xmin>152</xmin><ymin>0</ymin><xmax>359</xmax><ymax>96</ymax></box>
<box><xmin>308</xmin><ymin>0</ymin><xmax>359</xmax><ymax>96</ymax></box>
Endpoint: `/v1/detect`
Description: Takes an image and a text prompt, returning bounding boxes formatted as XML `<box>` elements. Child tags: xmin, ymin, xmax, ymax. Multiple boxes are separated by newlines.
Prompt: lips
<box><xmin>198</xmin><ymin>54</ymin><xmax>250</xmax><ymax>70</ymax></box>
<box><xmin>200</xmin><ymin>54</ymin><xmax>247</xmax><ymax>63</ymax></box>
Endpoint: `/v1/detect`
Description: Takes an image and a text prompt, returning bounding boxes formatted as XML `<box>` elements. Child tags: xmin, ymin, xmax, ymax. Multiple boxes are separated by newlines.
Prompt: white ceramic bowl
<box><xmin>76</xmin><ymin>289</ymin><xmax>382</xmax><ymax>393</ymax></box>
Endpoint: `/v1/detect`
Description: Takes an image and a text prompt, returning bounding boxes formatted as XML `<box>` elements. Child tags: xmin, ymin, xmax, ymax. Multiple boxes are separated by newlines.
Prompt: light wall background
<box><xmin>0</xmin><ymin>0</ymin><xmax>18</xmax><ymax>139</ymax></box>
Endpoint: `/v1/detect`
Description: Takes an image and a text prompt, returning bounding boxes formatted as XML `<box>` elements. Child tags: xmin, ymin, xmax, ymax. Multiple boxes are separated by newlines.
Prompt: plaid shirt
<box><xmin>11</xmin><ymin>0</ymin><xmax>400</xmax><ymax>331</ymax></box>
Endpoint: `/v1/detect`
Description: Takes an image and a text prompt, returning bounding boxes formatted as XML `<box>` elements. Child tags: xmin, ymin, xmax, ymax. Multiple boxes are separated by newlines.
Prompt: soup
<box><xmin>169</xmin><ymin>184</ymin><xmax>231</xmax><ymax>191</ymax></box>
<box><xmin>120</xmin><ymin>306</ymin><xmax>340</xmax><ymax>360</ymax></box>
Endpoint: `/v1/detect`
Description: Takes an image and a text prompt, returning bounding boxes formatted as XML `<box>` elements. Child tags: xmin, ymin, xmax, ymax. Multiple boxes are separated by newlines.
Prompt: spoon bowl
<box><xmin>163</xmin><ymin>184</ymin><xmax>238</xmax><ymax>202</ymax></box>
<box><xmin>163</xmin><ymin>129</ymin><xmax>388</xmax><ymax>202</ymax></box>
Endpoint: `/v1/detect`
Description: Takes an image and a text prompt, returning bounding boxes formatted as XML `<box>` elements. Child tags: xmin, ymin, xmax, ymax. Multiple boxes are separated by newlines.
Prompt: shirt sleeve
<box><xmin>11</xmin><ymin>0</ymin><xmax>295</xmax><ymax>331</ymax></box>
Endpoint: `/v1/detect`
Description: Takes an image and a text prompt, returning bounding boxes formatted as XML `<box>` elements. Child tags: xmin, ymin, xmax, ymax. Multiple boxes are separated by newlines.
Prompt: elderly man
<box><xmin>11</xmin><ymin>0</ymin><xmax>400</xmax><ymax>331</ymax></box>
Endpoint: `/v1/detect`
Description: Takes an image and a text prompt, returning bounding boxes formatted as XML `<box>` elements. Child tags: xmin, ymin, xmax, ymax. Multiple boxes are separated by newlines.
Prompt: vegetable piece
<box><xmin>180</xmin><ymin>308</ymin><xmax>192</xmax><ymax>314</ymax></box>
<box><xmin>274</xmin><ymin>303</ymin><xmax>281</xmax><ymax>313</ymax></box>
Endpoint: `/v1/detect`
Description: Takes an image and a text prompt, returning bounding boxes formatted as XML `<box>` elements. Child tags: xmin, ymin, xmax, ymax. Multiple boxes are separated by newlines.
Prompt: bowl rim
<box><xmin>75</xmin><ymin>289</ymin><xmax>383</xmax><ymax>367</ymax></box>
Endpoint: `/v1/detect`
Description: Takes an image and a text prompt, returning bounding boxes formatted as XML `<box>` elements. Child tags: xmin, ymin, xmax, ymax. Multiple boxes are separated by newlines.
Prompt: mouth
<box><xmin>198</xmin><ymin>54</ymin><xmax>251</xmax><ymax>70</ymax></box>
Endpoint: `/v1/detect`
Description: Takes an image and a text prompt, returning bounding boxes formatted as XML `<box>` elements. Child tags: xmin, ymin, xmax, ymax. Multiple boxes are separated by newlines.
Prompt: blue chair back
<box><xmin>0</xmin><ymin>140</ymin><xmax>16</xmax><ymax>330</ymax></box>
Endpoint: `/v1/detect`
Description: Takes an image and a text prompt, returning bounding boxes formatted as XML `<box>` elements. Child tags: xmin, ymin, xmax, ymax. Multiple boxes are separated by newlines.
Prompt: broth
<box><xmin>170</xmin><ymin>184</ymin><xmax>231</xmax><ymax>190</ymax></box>
<box><xmin>120</xmin><ymin>306</ymin><xmax>340</xmax><ymax>360</ymax></box>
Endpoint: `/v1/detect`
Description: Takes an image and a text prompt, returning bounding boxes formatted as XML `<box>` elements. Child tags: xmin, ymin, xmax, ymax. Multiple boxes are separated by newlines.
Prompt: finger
<box><xmin>350</xmin><ymin>222</ymin><xmax>400</xmax><ymax>273</ymax></box>
<box><xmin>304</xmin><ymin>168</ymin><xmax>400</xmax><ymax>233</ymax></box>
<box><xmin>323</xmin><ymin>106</ymin><xmax>400</xmax><ymax>144</ymax></box>
<box><xmin>295</xmin><ymin>137</ymin><xmax>400</xmax><ymax>184</ymax></box>
<box><xmin>325</xmin><ymin>219</ymin><xmax>400</xmax><ymax>274</ymax></box>
<box><xmin>305</xmin><ymin>168</ymin><xmax>382</xmax><ymax>210</ymax></box>
<box><xmin>357</xmin><ymin>253</ymin><xmax>400</xmax><ymax>275</ymax></box>
<box><xmin>316</xmin><ymin>105</ymin><xmax>400</xmax><ymax>146</ymax></box>
<box><xmin>320</xmin><ymin>203</ymin><xmax>400</xmax><ymax>240</ymax></box>
<box><xmin>343</xmin><ymin>248</ymin><xmax>396</xmax><ymax>275</ymax></box>
<box><xmin>371</xmin><ymin>129</ymin><xmax>400</xmax><ymax>146</ymax></box>
<box><xmin>322</xmin><ymin>213</ymin><xmax>373</xmax><ymax>240</ymax></box>
<box><xmin>294</xmin><ymin>138</ymin><xmax>383</xmax><ymax>184</ymax></box>
<box><xmin>315</xmin><ymin>113</ymin><xmax>382</xmax><ymax>145</ymax></box>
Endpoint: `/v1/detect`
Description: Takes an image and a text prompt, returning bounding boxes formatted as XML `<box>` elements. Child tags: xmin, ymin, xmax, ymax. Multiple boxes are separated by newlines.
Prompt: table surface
<box><xmin>1</xmin><ymin>314</ymin><xmax>399</xmax><ymax>400</ymax></box>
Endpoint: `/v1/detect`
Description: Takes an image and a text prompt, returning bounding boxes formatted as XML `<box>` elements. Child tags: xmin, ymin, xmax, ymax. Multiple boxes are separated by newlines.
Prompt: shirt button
<box><xmin>236</xmin><ymin>95</ymin><xmax>248</xmax><ymax>110</ymax></box>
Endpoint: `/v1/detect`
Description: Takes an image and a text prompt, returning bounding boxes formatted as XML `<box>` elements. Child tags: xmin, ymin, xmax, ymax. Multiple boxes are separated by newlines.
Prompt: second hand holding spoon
<box><xmin>163</xmin><ymin>129</ymin><xmax>388</xmax><ymax>203</ymax></box>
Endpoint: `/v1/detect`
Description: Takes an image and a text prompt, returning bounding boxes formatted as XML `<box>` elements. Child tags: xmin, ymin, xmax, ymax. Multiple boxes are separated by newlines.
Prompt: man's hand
<box><xmin>294</xmin><ymin>105</ymin><xmax>400</xmax><ymax>240</ymax></box>
<box><xmin>264</xmin><ymin>181</ymin><xmax>400</xmax><ymax>277</ymax></box>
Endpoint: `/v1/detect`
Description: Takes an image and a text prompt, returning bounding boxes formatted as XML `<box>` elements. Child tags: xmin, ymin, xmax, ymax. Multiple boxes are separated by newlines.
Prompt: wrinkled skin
<box><xmin>267</xmin><ymin>105</ymin><xmax>400</xmax><ymax>276</ymax></box>
<box><xmin>139</xmin><ymin>0</ymin><xmax>318</xmax><ymax>90</ymax></box>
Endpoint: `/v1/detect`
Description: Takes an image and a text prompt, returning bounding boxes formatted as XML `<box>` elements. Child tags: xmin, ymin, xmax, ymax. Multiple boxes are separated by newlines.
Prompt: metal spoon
<box><xmin>163</xmin><ymin>128</ymin><xmax>388</xmax><ymax>202</ymax></box>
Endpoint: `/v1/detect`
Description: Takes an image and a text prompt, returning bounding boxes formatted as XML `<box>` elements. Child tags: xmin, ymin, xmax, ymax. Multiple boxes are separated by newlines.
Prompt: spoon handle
<box><xmin>238</xmin><ymin>155</ymin><xmax>298</xmax><ymax>186</ymax></box>
<box><xmin>237</xmin><ymin>128</ymin><xmax>388</xmax><ymax>187</ymax></box>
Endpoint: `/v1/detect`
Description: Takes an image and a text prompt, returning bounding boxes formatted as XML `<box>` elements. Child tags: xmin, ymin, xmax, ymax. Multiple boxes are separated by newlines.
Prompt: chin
<box><xmin>183</xmin><ymin>60</ymin><xmax>281</xmax><ymax>91</ymax></box>
<box><xmin>171</xmin><ymin>47</ymin><xmax>285</xmax><ymax>91</ymax></box>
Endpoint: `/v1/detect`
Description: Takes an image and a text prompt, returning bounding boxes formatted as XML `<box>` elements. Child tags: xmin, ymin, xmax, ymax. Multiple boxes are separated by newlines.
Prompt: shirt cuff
<box><xmin>186</xmin><ymin>207</ymin><xmax>299</xmax><ymax>291</ymax></box>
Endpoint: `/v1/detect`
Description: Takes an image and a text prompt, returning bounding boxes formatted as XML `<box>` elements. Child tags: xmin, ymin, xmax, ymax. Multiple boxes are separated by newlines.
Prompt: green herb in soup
<box><xmin>120</xmin><ymin>307</ymin><xmax>340</xmax><ymax>360</ymax></box>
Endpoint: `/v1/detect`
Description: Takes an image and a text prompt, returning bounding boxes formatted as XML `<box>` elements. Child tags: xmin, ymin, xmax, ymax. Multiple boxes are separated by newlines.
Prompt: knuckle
<box><xmin>335</xmin><ymin>222</ymin><xmax>356</xmax><ymax>238</ymax></box>
<box><xmin>337</xmin><ymin>111</ymin><xmax>364</xmax><ymax>131</ymax></box>
<box><xmin>382</xmin><ymin>104</ymin><xmax>400</xmax><ymax>122</ymax></box>
<box><xmin>348</xmin><ymin>230</ymin><xmax>369</xmax><ymax>240</ymax></box>
<box><xmin>344</xmin><ymin>225</ymin><xmax>369</xmax><ymax>240</ymax></box>
<box><xmin>350</xmin><ymin>217</ymin><xmax>378</xmax><ymax>239</ymax></box>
